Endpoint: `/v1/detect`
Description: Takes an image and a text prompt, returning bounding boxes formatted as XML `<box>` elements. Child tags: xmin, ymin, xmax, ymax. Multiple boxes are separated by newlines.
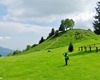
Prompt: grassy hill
<box><xmin>21</xmin><ymin>29</ymin><xmax>100</xmax><ymax>54</ymax></box>
<box><xmin>0</xmin><ymin>29</ymin><xmax>100</xmax><ymax>80</ymax></box>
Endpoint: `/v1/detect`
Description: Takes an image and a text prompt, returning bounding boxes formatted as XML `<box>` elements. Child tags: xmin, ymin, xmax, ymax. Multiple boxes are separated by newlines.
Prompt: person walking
<box><xmin>63</xmin><ymin>52</ymin><xmax>69</xmax><ymax>65</ymax></box>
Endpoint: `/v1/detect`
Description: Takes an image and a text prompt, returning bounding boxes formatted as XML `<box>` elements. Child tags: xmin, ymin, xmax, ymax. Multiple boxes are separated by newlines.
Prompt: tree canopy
<box><xmin>59</xmin><ymin>18</ymin><xmax>75</xmax><ymax>31</ymax></box>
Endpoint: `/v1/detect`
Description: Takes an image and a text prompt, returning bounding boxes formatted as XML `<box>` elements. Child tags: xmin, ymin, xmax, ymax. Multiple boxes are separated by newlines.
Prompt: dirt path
<box><xmin>45</xmin><ymin>37</ymin><xmax>60</xmax><ymax>49</ymax></box>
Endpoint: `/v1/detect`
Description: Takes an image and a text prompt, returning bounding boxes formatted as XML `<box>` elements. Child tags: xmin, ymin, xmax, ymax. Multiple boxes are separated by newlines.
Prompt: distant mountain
<box><xmin>0</xmin><ymin>47</ymin><xmax>14</xmax><ymax>56</ymax></box>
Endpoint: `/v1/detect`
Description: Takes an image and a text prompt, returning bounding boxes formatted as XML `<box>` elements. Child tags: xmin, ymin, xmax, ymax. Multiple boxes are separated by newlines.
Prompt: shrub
<box><xmin>32</xmin><ymin>44</ymin><xmax>37</xmax><ymax>48</ymax></box>
<box><xmin>13</xmin><ymin>50</ymin><xmax>21</xmax><ymax>55</ymax></box>
<box><xmin>26</xmin><ymin>45</ymin><xmax>31</xmax><ymax>50</ymax></box>
<box><xmin>7</xmin><ymin>52</ymin><xmax>13</xmax><ymax>56</ymax></box>
<box><xmin>54</xmin><ymin>30</ymin><xmax>59</xmax><ymax>37</ymax></box>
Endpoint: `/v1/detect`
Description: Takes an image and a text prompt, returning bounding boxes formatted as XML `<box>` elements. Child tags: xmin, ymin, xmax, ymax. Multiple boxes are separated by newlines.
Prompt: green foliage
<box><xmin>39</xmin><ymin>36</ymin><xmax>45</xmax><ymax>44</ymax></box>
<box><xmin>32</xmin><ymin>44</ymin><xmax>37</xmax><ymax>48</ymax></box>
<box><xmin>93</xmin><ymin>2</ymin><xmax>100</xmax><ymax>34</ymax></box>
<box><xmin>54</xmin><ymin>30</ymin><xmax>59</xmax><ymax>37</ymax></box>
<box><xmin>64</xmin><ymin>19</ymin><xmax>74</xmax><ymax>30</ymax></box>
<box><xmin>59</xmin><ymin>18</ymin><xmax>75</xmax><ymax>31</ymax></box>
<box><xmin>7</xmin><ymin>52</ymin><xmax>13</xmax><ymax>56</ymax></box>
<box><xmin>0</xmin><ymin>55</ymin><xmax>2</xmax><ymax>57</ymax></box>
<box><xmin>47</xmin><ymin>28</ymin><xmax>55</xmax><ymax>39</ymax></box>
<box><xmin>26</xmin><ymin>45</ymin><xmax>31</xmax><ymax>50</ymax></box>
<box><xmin>13</xmin><ymin>50</ymin><xmax>21</xmax><ymax>55</ymax></box>
<box><xmin>59</xmin><ymin>20</ymin><xmax>65</xmax><ymax>31</ymax></box>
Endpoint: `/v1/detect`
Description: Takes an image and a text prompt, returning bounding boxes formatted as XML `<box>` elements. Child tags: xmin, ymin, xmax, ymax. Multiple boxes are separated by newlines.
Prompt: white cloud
<box><xmin>0</xmin><ymin>21</ymin><xmax>52</xmax><ymax>35</ymax></box>
<box><xmin>0</xmin><ymin>36</ymin><xmax>11</xmax><ymax>41</ymax></box>
<box><xmin>0</xmin><ymin>0</ymin><xmax>98</xmax><ymax>33</ymax></box>
<box><xmin>0</xmin><ymin>0</ymin><xmax>98</xmax><ymax>22</ymax></box>
<box><xmin>0</xmin><ymin>21</ymin><xmax>52</xmax><ymax>49</ymax></box>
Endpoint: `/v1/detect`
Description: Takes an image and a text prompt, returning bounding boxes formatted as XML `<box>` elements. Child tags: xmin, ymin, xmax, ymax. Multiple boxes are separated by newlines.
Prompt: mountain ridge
<box><xmin>0</xmin><ymin>46</ymin><xmax>14</xmax><ymax>56</ymax></box>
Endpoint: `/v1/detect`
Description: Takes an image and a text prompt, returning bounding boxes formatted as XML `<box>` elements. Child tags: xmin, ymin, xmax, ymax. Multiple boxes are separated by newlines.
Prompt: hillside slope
<box><xmin>21</xmin><ymin>29</ymin><xmax>100</xmax><ymax>54</ymax></box>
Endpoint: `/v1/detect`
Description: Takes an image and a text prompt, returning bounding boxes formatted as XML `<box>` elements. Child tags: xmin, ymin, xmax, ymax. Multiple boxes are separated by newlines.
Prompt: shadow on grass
<box><xmin>57</xmin><ymin>64</ymin><xmax>69</xmax><ymax>67</ymax></box>
<box><xmin>69</xmin><ymin>50</ymin><xmax>99</xmax><ymax>57</ymax></box>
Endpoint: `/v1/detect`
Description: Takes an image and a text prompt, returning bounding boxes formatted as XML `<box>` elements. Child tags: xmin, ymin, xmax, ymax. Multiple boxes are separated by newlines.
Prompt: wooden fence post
<box><xmin>89</xmin><ymin>46</ymin><xmax>91</xmax><ymax>52</ymax></box>
<box><xmin>81</xmin><ymin>46</ymin><xmax>83</xmax><ymax>51</ymax></box>
<box><xmin>96</xmin><ymin>47</ymin><xmax>98</xmax><ymax>52</ymax></box>
<box><xmin>84</xmin><ymin>46</ymin><xmax>87</xmax><ymax>52</ymax></box>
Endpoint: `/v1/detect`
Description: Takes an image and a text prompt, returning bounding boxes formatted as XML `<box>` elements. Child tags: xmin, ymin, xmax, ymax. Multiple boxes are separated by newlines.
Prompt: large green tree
<box><xmin>65</xmin><ymin>19</ymin><xmax>74</xmax><ymax>30</ymax></box>
<box><xmin>59</xmin><ymin>18</ymin><xmax>74</xmax><ymax>31</ymax></box>
<box><xmin>93</xmin><ymin>2</ymin><xmax>100</xmax><ymax>34</ymax></box>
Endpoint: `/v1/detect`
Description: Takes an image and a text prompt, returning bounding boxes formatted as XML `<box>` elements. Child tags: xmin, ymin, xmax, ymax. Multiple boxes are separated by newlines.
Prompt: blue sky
<box><xmin>0</xmin><ymin>4</ymin><xmax>7</xmax><ymax>16</ymax></box>
<box><xmin>0</xmin><ymin>0</ymin><xmax>99</xmax><ymax>50</ymax></box>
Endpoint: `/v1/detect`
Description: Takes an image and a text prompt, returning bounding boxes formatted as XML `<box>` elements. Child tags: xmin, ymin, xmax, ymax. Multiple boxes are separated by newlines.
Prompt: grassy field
<box><xmin>0</xmin><ymin>46</ymin><xmax>100</xmax><ymax>80</ymax></box>
<box><xmin>0</xmin><ymin>29</ymin><xmax>100</xmax><ymax>80</ymax></box>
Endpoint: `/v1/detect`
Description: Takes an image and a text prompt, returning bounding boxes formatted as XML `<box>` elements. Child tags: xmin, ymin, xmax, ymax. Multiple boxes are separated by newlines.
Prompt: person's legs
<box><xmin>65</xmin><ymin>59</ymin><xmax>68</xmax><ymax>65</ymax></box>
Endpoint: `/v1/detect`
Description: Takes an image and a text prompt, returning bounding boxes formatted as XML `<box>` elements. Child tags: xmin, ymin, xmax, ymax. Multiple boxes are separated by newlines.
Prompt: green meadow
<box><xmin>0</xmin><ymin>29</ymin><xmax>100</xmax><ymax>80</ymax></box>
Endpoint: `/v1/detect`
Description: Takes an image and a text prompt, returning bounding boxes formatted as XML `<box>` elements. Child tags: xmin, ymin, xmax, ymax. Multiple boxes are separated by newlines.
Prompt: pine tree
<box><xmin>68</xmin><ymin>42</ymin><xmax>74</xmax><ymax>52</ymax></box>
<box><xmin>47</xmin><ymin>28</ymin><xmax>55</xmax><ymax>39</ymax></box>
<box><xmin>39</xmin><ymin>36</ymin><xmax>44</xmax><ymax>44</ymax></box>
<box><xmin>59</xmin><ymin>20</ymin><xmax>65</xmax><ymax>31</ymax></box>
<box><xmin>93</xmin><ymin>2</ymin><xmax>100</xmax><ymax>34</ymax></box>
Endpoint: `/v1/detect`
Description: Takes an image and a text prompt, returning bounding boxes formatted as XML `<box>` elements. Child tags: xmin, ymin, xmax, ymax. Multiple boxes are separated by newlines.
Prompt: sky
<box><xmin>0</xmin><ymin>0</ymin><xmax>99</xmax><ymax>50</ymax></box>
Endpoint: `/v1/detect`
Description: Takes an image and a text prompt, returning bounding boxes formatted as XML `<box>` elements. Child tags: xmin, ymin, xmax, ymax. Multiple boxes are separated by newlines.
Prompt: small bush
<box><xmin>7</xmin><ymin>52</ymin><xmax>13</xmax><ymax>56</ymax></box>
<box><xmin>54</xmin><ymin>30</ymin><xmax>59</xmax><ymax>37</ymax></box>
<box><xmin>13</xmin><ymin>50</ymin><xmax>21</xmax><ymax>55</ymax></box>
<box><xmin>32</xmin><ymin>44</ymin><xmax>37</xmax><ymax>48</ymax></box>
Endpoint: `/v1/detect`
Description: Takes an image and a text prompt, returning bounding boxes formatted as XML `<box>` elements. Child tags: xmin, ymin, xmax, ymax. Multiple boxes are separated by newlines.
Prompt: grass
<box><xmin>0</xmin><ymin>45</ymin><xmax>100</xmax><ymax>80</ymax></box>
<box><xmin>0</xmin><ymin>29</ymin><xmax>100</xmax><ymax>80</ymax></box>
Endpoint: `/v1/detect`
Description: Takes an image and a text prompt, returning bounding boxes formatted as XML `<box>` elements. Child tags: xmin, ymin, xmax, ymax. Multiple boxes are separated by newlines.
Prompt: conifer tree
<box><xmin>39</xmin><ymin>36</ymin><xmax>44</xmax><ymax>44</ymax></box>
<box><xmin>47</xmin><ymin>28</ymin><xmax>55</xmax><ymax>39</ymax></box>
<box><xmin>93</xmin><ymin>2</ymin><xmax>100</xmax><ymax>34</ymax></box>
<box><xmin>68</xmin><ymin>42</ymin><xmax>74</xmax><ymax>52</ymax></box>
